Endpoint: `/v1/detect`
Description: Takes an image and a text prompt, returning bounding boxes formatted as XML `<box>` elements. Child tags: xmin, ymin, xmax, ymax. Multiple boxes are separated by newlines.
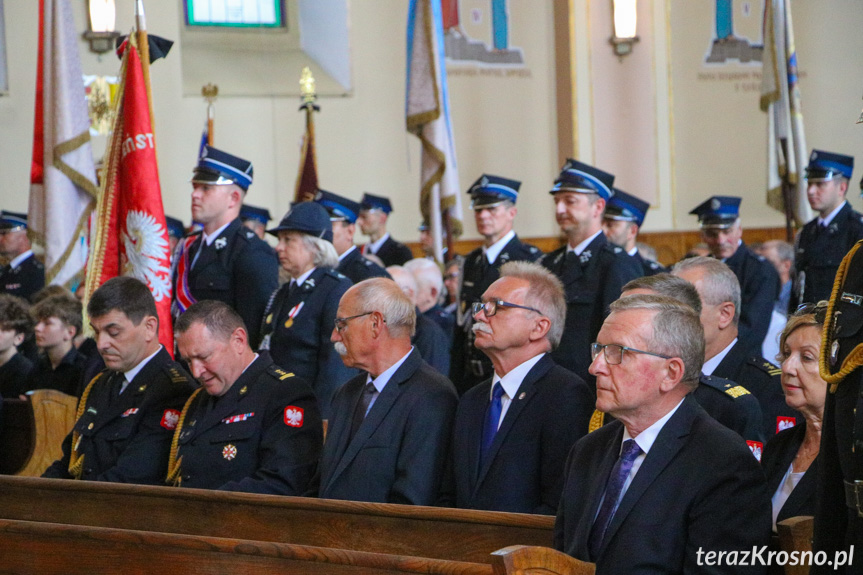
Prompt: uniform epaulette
<box><xmin>267</xmin><ymin>364</ymin><xmax>295</xmax><ymax>381</ymax></box>
<box><xmin>602</xmin><ymin>243</ymin><xmax>624</xmax><ymax>255</ymax></box>
<box><xmin>323</xmin><ymin>268</ymin><xmax>347</xmax><ymax>281</ymax></box>
<box><xmin>527</xmin><ymin>245</ymin><xmax>540</xmax><ymax>254</ymax></box>
<box><xmin>701</xmin><ymin>375</ymin><xmax>752</xmax><ymax>398</ymax></box>
<box><xmin>165</xmin><ymin>364</ymin><xmax>191</xmax><ymax>384</ymax></box>
<box><xmin>748</xmin><ymin>357</ymin><xmax>781</xmax><ymax>376</ymax></box>
<box><xmin>360</xmin><ymin>258</ymin><xmax>375</xmax><ymax>267</ymax></box>
<box><xmin>648</xmin><ymin>261</ymin><xmax>662</xmax><ymax>271</ymax></box>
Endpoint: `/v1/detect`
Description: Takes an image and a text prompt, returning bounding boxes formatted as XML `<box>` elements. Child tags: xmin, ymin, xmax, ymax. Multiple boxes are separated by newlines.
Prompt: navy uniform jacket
<box><xmin>541</xmin><ymin>234</ymin><xmax>643</xmax><ymax>386</ymax></box>
<box><xmin>315</xmin><ymin>349</ymin><xmax>458</xmax><ymax>504</ymax></box>
<box><xmin>366</xmin><ymin>236</ymin><xmax>413</xmax><ymax>267</ymax></box>
<box><xmin>42</xmin><ymin>348</ymin><xmax>195</xmax><ymax>484</ymax></box>
<box><xmin>554</xmin><ymin>395</ymin><xmax>772</xmax><ymax>573</ymax></box>
<box><xmin>260</xmin><ymin>267</ymin><xmax>356</xmax><ymax>418</ymax></box>
<box><xmin>424</xmin><ymin>304</ymin><xmax>455</xmax><ymax>348</ymax></box>
<box><xmin>174</xmin><ymin>218</ymin><xmax>278</xmax><ymax>348</ymax></box>
<box><xmin>0</xmin><ymin>252</ymin><xmax>45</xmax><ymax>301</ymax></box>
<box><xmin>723</xmin><ymin>243</ymin><xmax>780</xmax><ymax>352</ymax></box>
<box><xmin>337</xmin><ymin>246</ymin><xmax>390</xmax><ymax>284</ymax></box>
<box><xmin>452</xmin><ymin>235</ymin><xmax>541</xmax><ymax>395</ymax></box>
<box><xmin>693</xmin><ymin>374</ymin><xmax>765</xmax><ymax>448</ymax></box>
<box><xmin>172</xmin><ymin>356</ymin><xmax>322</xmax><ymax>495</ymax></box>
<box><xmin>413</xmin><ymin>309</ymin><xmax>451</xmax><ymax>375</ymax></box>
<box><xmin>762</xmin><ymin>421</ymin><xmax>816</xmax><ymax>528</ymax></box>
<box><xmin>440</xmin><ymin>354</ymin><xmax>593</xmax><ymax>514</ymax></box>
<box><xmin>792</xmin><ymin>202</ymin><xmax>863</xmax><ymax>310</ymax></box>
<box><xmin>712</xmin><ymin>341</ymin><xmax>799</xmax><ymax>441</ymax></box>
<box><xmin>633</xmin><ymin>250</ymin><xmax>666</xmax><ymax>276</ymax></box>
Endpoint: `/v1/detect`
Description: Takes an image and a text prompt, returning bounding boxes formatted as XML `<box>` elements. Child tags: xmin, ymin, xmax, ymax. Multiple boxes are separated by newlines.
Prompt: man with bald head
<box><xmin>315</xmin><ymin>278</ymin><xmax>458</xmax><ymax>504</ymax></box>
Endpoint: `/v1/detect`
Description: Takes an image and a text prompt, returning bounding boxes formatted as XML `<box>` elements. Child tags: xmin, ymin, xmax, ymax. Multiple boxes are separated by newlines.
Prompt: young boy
<box><xmin>25</xmin><ymin>294</ymin><xmax>86</xmax><ymax>397</ymax></box>
<box><xmin>0</xmin><ymin>294</ymin><xmax>35</xmax><ymax>398</ymax></box>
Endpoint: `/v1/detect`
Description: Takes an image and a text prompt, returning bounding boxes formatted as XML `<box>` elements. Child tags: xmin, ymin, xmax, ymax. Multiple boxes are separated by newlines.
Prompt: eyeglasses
<box><xmin>334</xmin><ymin>312</ymin><xmax>373</xmax><ymax>333</ymax></box>
<box><xmin>590</xmin><ymin>342</ymin><xmax>672</xmax><ymax>365</ymax></box>
<box><xmin>794</xmin><ymin>301</ymin><xmax>828</xmax><ymax>324</ymax></box>
<box><xmin>471</xmin><ymin>300</ymin><xmax>543</xmax><ymax>317</ymax></box>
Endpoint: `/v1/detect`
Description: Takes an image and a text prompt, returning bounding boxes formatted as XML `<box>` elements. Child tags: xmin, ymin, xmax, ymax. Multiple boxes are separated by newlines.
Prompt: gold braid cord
<box><xmin>588</xmin><ymin>410</ymin><xmax>606</xmax><ymax>434</ymax></box>
<box><xmin>67</xmin><ymin>372</ymin><xmax>106</xmax><ymax>479</ymax></box>
<box><xmin>166</xmin><ymin>388</ymin><xmax>202</xmax><ymax>487</ymax></box>
<box><xmin>820</xmin><ymin>241</ymin><xmax>863</xmax><ymax>391</ymax></box>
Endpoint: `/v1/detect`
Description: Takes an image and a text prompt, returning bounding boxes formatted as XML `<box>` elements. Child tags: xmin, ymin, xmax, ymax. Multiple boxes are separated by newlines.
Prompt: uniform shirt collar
<box><xmin>568</xmin><ymin>229</ymin><xmax>603</xmax><ymax>256</ymax></box>
<box><xmin>818</xmin><ymin>200</ymin><xmax>846</xmax><ymax>227</ymax></box>
<box><xmin>367</xmin><ymin>233</ymin><xmax>390</xmax><ymax>254</ymax></box>
<box><xmin>483</xmin><ymin>230</ymin><xmax>515</xmax><ymax>264</ymax></box>
<box><xmin>123</xmin><ymin>345</ymin><xmax>163</xmax><ymax>383</ymax></box>
<box><xmin>338</xmin><ymin>244</ymin><xmax>358</xmax><ymax>262</ymax></box>
<box><xmin>9</xmin><ymin>250</ymin><xmax>34</xmax><ymax>269</ymax></box>
<box><xmin>627</xmin><ymin>246</ymin><xmax>638</xmax><ymax>257</ymax></box>
<box><xmin>366</xmin><ymin>347</ymin><xmax>414</xmax><ymax>392</ymax></box>
<box><xmin>293</xmin><ymin>267</ymin><xmax>316</xmax><ymax>287</ymax></box>
<box><xmin>201</xmin><ymin>221</ymin><xmax>232</xmax><ymax>246</ymax></box>
<box><xmin>702</xmin><ymin>337</ymin><xmax>738</xmax><ymax>375</ymax></box>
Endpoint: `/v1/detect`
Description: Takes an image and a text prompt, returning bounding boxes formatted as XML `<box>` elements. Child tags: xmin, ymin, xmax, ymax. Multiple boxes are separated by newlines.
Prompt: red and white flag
<box><xmin>87</xmin><ymin>39</ymin><xmax>173</xmax><ymax>351</ymax></box>
<box><xmin>28</xmin><ymin>0</ymin><xmax>98</xmax><ymax>289</ymax></box>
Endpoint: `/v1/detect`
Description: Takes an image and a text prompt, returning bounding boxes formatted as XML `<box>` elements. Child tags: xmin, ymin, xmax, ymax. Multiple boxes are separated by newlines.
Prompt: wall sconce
<box><xmin>83</xmin><ymin>0</ymin><xmax>120</xmax><ymax>54</ymax></box>
<box><xmin>610</xmin><ymin>0</ymin><xmax>639</xmax><ymax>60</ymax></box>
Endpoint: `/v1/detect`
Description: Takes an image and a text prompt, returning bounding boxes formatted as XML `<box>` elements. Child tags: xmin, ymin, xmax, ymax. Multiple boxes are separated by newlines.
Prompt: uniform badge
<box><xmin>284</xmin><ymin>302</ymin><xmax>304</xmax><ymax>328</ymax></box>
<box><xmin>518</xmin><ymin>392</ymin><xmax>526</xmax><ymax>400</ymax></box>
<box><xmin>266</xmin><ymin>313</ymin><xmax>273</xmax><ymax>325</ymax></box>
<box><xmin>138</xmin><ymin>385</ymin><xmax>147</xmax><ymax>392</ymax></box>
<box><xmin>215</xmin><ymin>237</ymin><xmax>227</xmax><ymax>250</ymax></box>
<box><xmin>284</xmin><ymin>318</ymin><xmax>294</xmax><ymax>328</ymax></box>
<box><xmin>746</xmin><ymin>440</ymin><xmax>763</xmax><ymax>462</ymax></box>
<box><xmin>239</xmin><ymin>386</ymin><xmax>248</xmax><ymax>395</ymax></box>
<box><xmin>161</xmin><ymin>409</ymin><xmax>181</xmax><ymax>430</ymax></box>
<box><xmin>305</xmin><ymin>278</ymin><xmax>315</xmax><ymax>289</ymax></box>
<box><xmin>223</xmin><ymin>444</ymin><xmax>237</xmax><ymax>460</ymax></box>
<box><xmin>121</xmin><ymin>408</ymin><xmax>139</xmax><ymax>417</ymax></box>
<box><xmin>223</xmin><ymin>412</ymin><xmax>255</xmax><ymax>424</ymax></box>
<box><xmin>579</xmin><ymin>250</ymin><xmax>592</xmax><ymax>264</ymax></box>
<box><xmin>831</xmin><ymin>339</ymin><xmax>840</xmax><ymax>366</ymax></box>
<box><xmin>710</xmin><ymin>198</ymin><xmax>721</xmax><ymax>210</ymax></box>
<box><xmin>776</xmin><ymin>416</ymin><xmax>797</xmax><ymax>433</ymax></box>
<box><xmin>284</xmin><ymin>406</ymin><xmax>304</xmax><ymax>427</ymax></box>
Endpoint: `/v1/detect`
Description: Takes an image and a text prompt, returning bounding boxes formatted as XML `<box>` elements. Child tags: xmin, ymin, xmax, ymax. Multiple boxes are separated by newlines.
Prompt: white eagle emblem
<box><xmin>122</xmin><ymin>210</ymin><xmax>171</xmax><ymax>302</ymax></box>
<box><xmin>284</xmin><ymin>406</ymin><xmax>304</xmax><ymax>428</ymax></box>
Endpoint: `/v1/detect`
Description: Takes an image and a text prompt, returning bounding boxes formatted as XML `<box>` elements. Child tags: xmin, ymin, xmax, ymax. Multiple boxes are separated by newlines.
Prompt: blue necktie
<box><xmin>480</xmin><ymin>382</ymin><xmax>505</xmax><ymax>464</ymax></box>
<box><xmin>588</xmin><ymin>439</ymin><xmax>643</xmax><ymax>559</ymax></box>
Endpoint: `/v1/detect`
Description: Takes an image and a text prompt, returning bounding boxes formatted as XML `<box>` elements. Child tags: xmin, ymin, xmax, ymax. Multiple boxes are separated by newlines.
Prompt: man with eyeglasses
<box><xmin>452</xmin><ymin>174</ymin><xmax>541</xmax><ymax>396</ymax></box>
<box><xmin>540</xmin><ymin>160</ymin><xmax>642</xmax><ymax>388</ymax></box>
<box><xmin>439</xmin><ymin>261</ymin><xmax>592</xmax><ymax>514</ymax></box>
<box><xmin>0</xmin><ymin>211</ymin><xmax>45</xmax><ymax>301</ymax></box>
<box><xmin>313</xmin><ymin>277</ymin><xmax>457</xmax><ymax>504</ymax></box>
<box><xmin>791</xmin><ymin>149</ymin><xmax>863</xmax><ymax>310</ymax></box>
<box><xmin>554</xmin><ymin>294</ymin><xmax>771</xmax><ymax>571</ymax></box>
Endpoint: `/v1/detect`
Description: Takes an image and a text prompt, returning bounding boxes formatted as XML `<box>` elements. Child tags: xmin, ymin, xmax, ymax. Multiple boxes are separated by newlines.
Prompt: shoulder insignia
<box><xmin>362</xmin><ymin>259</ymin><xmax>373</xmax><ymax>267</ymax></box>
<box><xmin>268</xmin><ymin>364</ymin><xmax>295</xmax><ymax>381</ymax></box>
<box><xmin>529</xmin><ymin>246</ymin><xmax>539</xmax><ymax>254</ymax></box>
<box><xmin>725</xmin><ymin>385</ymin><xmax>751</xmax><ymax>398</ymax></box>
<box><xmin>588</xmin><ymin>410</ymin><xmax>605</xmax><ymax>433</ymax></box>
<box><xmin>245</xmin><ymin>230</ymin><xmax>255</xmax><ymax>239</ymax></box>
<box><xmin>166</xmin><ymin>366</ymin><xmax>190</xmax><ymax>384</ymax></box>
<box><xmin>748</xmin><ymin>357</ymin><xmax>781</xmax><ymax>376</ymax></box>
<box><xmin>649</xmin><ymin>261</ymin><xmax>661</xmax><ymax>270</ymax></box>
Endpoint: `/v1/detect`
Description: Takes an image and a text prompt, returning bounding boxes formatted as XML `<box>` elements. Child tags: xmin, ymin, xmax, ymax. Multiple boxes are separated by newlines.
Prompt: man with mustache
<box><xmin>314</xmin><ymin>277</ymin><xmax>458</xmax><ymax>504</ymax></box>
<box><xmin>43</xmin><ymin>277</ymin><xmax>195</xmax><ymax>483</ymax></box>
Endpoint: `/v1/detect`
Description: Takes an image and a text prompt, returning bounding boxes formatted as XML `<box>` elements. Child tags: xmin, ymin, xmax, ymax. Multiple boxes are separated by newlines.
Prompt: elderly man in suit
<box><xmin>440</xmin><ymin>261</ymin><xmax>593</xmax><ymax>514</ymax></box>
<box><xmin>315</xmin><ymin>277</ymin><xmax>458</xmax><ymax>504</ymax></box>
<box><xmin>554</xmin><ymin>294</ymin><xmax>771</xmax><ymax>573</ymax></box>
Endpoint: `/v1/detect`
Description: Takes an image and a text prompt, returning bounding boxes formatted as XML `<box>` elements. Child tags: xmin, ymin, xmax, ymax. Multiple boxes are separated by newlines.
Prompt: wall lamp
<box><xmin>610</xmin><ymin>0</ymin><xmax>639</xmax><ymax>60</ymax></box>
<box><xmin>84</xmin><ymin>0</ymin><xmax>120</xmax><ymax>54</ymax></box>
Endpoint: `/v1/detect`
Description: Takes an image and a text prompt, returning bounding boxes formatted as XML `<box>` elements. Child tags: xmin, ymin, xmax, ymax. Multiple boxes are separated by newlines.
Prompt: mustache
<box><xmin>334</xmin><ymin>342</ymin><xmax>348</xmax><ymax>356</ymax></box>
<box><xmin>472</xmin><ymin>322</ymin><xmax>493</xmax><ymax>335</ymax></box>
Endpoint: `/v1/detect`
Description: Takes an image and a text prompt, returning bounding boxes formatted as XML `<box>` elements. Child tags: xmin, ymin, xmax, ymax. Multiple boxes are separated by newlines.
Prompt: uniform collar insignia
<box><xmin>305</xmin><ymin>278</ymin><xmax>315</xmax><ymax>289</ymax></box>
<box><xmin>580</xmin><ymin>250</ymin><xmax>592</xmax><ymax>264</ymax></box>
<box><xmin>215</xmin><ymin>237</ymin><xmax>228</xmax><ymax>250</ymax></box>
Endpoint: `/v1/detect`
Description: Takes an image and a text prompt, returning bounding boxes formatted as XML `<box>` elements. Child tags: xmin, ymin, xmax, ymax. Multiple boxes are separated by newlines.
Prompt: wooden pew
<box><xmin>0</xmin><ymin>520</ymin><xmax>592</xmax><ymax>575</ymax></box>
<box><xmin>0</xmin><ymin>398</ymin><xmax>32</xmax><ymax>474</ymax></box>
<box><xmin>0</xmin><ymin>475</ymin><xmax>554</xmax><ymax>564</ymax></box>
<box><xmin>0</xmin><ymin>390</ymin><xmax>77</xmax><ymax>476</ymax></box>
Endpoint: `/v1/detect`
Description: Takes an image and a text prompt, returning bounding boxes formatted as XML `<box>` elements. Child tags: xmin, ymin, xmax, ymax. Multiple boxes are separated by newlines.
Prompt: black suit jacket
<box><xmin>43</xmin><ymin>348</ymin><xmax>195</xmax><ymax>484</ymax></box>
<box><xmin>337</xmin><ymin>246</ymin><xmax>390</xmax><ymax>284</ymax></box>
<box><xmin>174</xmin><ymin>218</ymin><xmax>278</xmax><ymax>347</ymax></box>
<box><xmin>712</xmin><ymin>341</ymin><xmax>799</xmax><ymax>440</ymax></box>
<box><xmin>541</xmin><ymin>233</ymin><xmax>643</xmax><ymax>386</ymax></box>
<box><xmin>0</xmin><ymin>252</ymin><xmax>45</xmax><ymax>301</ymax></box>
<box><xmin>440</xmin><ymin>354</ymin><xmax>593</xmax><ymax>514</ymax></box>
<box><xmin>261</xmin><ymin>267</ymin><xmax>357</xmax><ymax>418</ymax></box>
<box><xmin>723</xmin><ymin>243</ymin><xmax>780</xmax><ymax>353</ymax></box>
<box><xmin>316</xmin><ymin>349</ymin><xmax>458</xmax><ymax>504</ymax></box>
<box><xmin>367</xmin><ymin>236</ymin><xmax>413</xmax><ymax>267</ymax></box>
<box><xmin>762</xmin><ymin>421</ymin><xmax>817</xmax><ymax>527</ymax></box>
<box><xmin>174</xmin><ymin>356</ymin><xmax>322</xmax><ymax>495</ymax></box>
<box><xmin>554</xmin><ymin>395</ymin><xmax>771</xmax><ymax>573</ymax></box>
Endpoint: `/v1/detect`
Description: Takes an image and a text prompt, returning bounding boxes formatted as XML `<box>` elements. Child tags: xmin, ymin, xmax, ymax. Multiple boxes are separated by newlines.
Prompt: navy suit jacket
<box><xmin>555</xmin><ymin>395</ymin><xmax>771</xmax><ymax>573</ymax></box>
<box><xmin>317</xmin><ymin>349</ymin><xmax>458</xmax><ymax>504</ymax></box>
<box><xmin>440</xmin><ymin>354</ymin><xmax>593</xmax><ymax>514</ymax></box>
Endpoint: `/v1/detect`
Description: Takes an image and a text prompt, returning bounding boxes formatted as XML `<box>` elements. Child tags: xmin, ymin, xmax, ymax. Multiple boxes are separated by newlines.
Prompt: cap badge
<box><xmin>710</xmin><ymin>198</ymin><xmax>720</xmax><ymax>211</ymax></box>
<box><xmin>223</xmin><ymin>444</ymin><xmax>237</xmax><ymax>460</ymax></box>
<box><xmin>480</xmin><ymin>176</ymin><xmax>489</xmax><ymax>187</ymax></box>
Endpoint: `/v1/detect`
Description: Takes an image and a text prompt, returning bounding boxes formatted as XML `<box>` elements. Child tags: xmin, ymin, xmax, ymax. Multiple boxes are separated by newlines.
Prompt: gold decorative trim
<box><xmin>166</xmin><ymin>388</ymin><xmax>203</xmax><ymax>486</ymax></box>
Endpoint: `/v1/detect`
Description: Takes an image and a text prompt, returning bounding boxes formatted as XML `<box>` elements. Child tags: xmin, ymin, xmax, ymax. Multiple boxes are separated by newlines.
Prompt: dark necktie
<box><xmin>109</xmin><ymin>372</ymin><xmax>128</xmax><ymax>404</ymax></box>
<box><xmin>480</xmin><ymin>382</ymin><xmax>505</xmax><ymax>464</ymax></box>
<box><xmin>588</xmin><ymin>439</ymin><xmax>643</xmax><ymax>560</ymax></box>
<box><xmin>349</xmin><ymin>382</ymin><xmax>377</xmax><ymax>441</ymax></box>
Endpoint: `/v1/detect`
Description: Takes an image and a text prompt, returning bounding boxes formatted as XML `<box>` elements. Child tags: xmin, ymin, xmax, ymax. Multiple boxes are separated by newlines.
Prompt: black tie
<box><xmin>349</xmin><ymin>382</ymin><xmax>377</xmax><ymax>441</ymax></box>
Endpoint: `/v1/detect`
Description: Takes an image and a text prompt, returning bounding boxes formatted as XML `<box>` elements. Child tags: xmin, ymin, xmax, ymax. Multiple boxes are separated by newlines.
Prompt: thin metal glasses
<box><xmin>471</xmin><ymin>300</ymin><xmax>543</xmax><ymax>317</ymax></box>
<box><xmin>590</xmin><ymin>343</ymin><xmax>672</xmax><ymax>365</ymax></box>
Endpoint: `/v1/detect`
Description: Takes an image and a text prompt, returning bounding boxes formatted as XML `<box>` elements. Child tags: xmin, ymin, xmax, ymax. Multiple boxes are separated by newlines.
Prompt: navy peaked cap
<box><xmin>0</xmin><ymin>210</ymin><xmax>27</xmax><ymax>230</ymax></box>
<box><xmin>360</xmin><ymin>193</ymin><xmax>393</xmax><ymax>214</ymax></box>
<box><xmin>689</xmin><ymin>196</ymin><xmax>741</xmax><ymax>229</ymax></box>
<box><xmin>267</xmin><ymin>202</ymin><xmax>334</xmax><ymax>243</ymax></box>
<box><xmin>806</xmin><ymin>149</ymin><xmax>853</xmax><ymax>182</ymax></box>
<box><xmin>604</xmin><ymin>189</ymin><xmax>649</xmax><ymax>227</ymax></box>
<box><xmin>467</xmin><ymin>174</ymin><xmax>521</xmax><ymax>208</ymax></box>
<box><xmin>164</xmin><ymin>216</ymin><xmax>185</xmax><ymax>239</ymax></box>
<box><xmin>192</xmin><ymin>145</ymin><xmax>254</xmax><ymax>191</ymax></box>
<box><xmin>314</xmin><ymin>189</ymin><xmax>361</xmax><ymax>223</ymax></box>
<box><xmin>551</xmin><ymin>159</ymin><xmax>615</xmax><ymax>200</ymax></box>
<box><xmin>240</xmin><ymin>204</ymin><xmax>272</xmax><ymax>224</ymax></box>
